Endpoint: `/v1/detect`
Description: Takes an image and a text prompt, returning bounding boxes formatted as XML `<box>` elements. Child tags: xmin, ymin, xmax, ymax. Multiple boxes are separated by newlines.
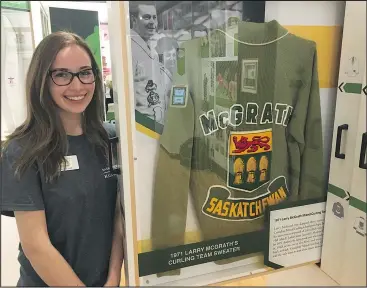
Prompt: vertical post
<box><xmin>107</xmin><ymin>1</ymin><xmax>140</xmax><ymax>286</ymax></box>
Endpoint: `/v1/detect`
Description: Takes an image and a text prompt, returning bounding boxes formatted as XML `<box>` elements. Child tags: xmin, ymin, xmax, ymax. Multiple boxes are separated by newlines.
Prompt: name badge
<box><xmin>61</xmin><ymin>155</ymin><xmax>79</xmax><ymax>171</ymax></box>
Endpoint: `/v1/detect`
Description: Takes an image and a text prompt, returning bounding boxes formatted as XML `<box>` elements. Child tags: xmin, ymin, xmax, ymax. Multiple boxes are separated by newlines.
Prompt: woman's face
<box><xmin>49</xmin><ymin>44</ymin><xmax>95</xmax><ymax>115</ymax></box>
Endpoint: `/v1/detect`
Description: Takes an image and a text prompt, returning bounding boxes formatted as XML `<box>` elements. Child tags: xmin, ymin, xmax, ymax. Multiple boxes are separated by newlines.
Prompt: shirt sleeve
<box><xmin>150</xmin><ymin>92</ymin><xmax>195</xmax><ymax>277</ymax></box>
<box><xmin>1</xmin><ymin>141</ymin><xmax>45</xmax><ymax>217</ymax></box>
<box><xmin>294</xmin><ymin>44</ymin><xmax>326</xmax><ymax>200</ymax></box>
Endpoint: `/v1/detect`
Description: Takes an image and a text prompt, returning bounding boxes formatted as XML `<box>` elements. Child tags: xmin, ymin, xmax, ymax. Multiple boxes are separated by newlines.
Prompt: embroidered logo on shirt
<box><xmin>227</xmin><ymin>129</ymin><xmax>272</xmax><ymax>193</ymax></box>
<box><xmin>102</xmin><ymin>167</ymin><xmax>114</xmax><ymax>179</ymax></box>
<box><xmin>170</xmin><ymin>85</ymin><xmax>188</xmax><ymax>108</ymax></box>
<box><xmin>198</xmin><ymin>103</ymin><xmax>293</xmax><ymax>137</ymax></box>
<box><xmin>145</xmin><ymin>80</ymin><xmax>160</xmax><ymax>107</ymax></box>
<box><xmin>202</xmin><ymin>176</ymin><xmax>290</xmax><ymax>221</ymax></box>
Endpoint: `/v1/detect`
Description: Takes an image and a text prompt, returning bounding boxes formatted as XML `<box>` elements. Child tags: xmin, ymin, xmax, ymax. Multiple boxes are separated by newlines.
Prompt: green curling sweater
<box><xmin>150</xmin><ymin>20</ymin><xmax>326</xmax><ymax>276</ymax></box>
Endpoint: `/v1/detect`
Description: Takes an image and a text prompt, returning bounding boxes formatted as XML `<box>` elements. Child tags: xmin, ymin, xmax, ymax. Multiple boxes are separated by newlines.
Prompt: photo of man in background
<box><xmin>129</xmin><ymin>1</ymin><xmax>171</xmax><ymax>125</ymax></box>
<box><xmin>155</xmin><ymin>37</ymin><xmax>179</xmax><ymax>78</ymax></box>
<box><xmin>155</xmin><ymin>37</ymin><xmax>180</xmax><ymax>111</ymax></box>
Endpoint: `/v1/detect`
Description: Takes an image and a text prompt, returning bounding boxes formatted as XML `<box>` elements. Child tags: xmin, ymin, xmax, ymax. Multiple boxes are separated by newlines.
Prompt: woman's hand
<box><xmin>104</xmin><ymin>273</ymin><xmax>120</xmax><ymax>287</ymax></box>
<box><xmin>105</xmin><ymin>192</ymin><xmax>124</xmax><ymax>287</ymax></box>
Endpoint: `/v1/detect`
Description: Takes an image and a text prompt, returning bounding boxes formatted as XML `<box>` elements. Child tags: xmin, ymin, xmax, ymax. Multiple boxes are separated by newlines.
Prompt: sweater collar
<box><xmin>237</xmin><ymin>20</ymin><xmax>289</xmax><ymax>45</ymax></box>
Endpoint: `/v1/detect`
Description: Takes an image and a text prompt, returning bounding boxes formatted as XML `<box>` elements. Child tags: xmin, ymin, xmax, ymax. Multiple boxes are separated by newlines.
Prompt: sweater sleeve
<box><xmin>150</xmin><ymin>93</ymin><xmax>195</xmax><ymax>276</ymax></box>
<box><xmin>298</xmin><ymin>46</ymin><xmax>326</xmax><ymax>199</ymax></box>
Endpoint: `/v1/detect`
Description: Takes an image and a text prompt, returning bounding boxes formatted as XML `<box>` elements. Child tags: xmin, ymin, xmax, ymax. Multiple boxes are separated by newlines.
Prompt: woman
<box><xmin>1</xmin><ymin>31</ymin><xmax>124</xmax><ymax>287</ymax></box>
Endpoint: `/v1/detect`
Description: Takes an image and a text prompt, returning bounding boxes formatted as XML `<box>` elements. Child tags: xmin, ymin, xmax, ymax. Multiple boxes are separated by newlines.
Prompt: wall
<box><xmin>43</xmin><ymin>1</ymin><xmax>108</xmax><ymax>23</ymax></box>
<box><xmin>1</xmin><ymin>6</ymin><xmax>34</xmax><ymax>285</ymax></box>
<box><xmin>44</xmin><ymin>1</ymin><xmax>110</xmax><ymax>80</ymax></box>
<box><xmin>1</xmin><ymin>217</ymin><xmax>21</xmax><ymax>286</ymax></box>
<box><xmin>1</xmin><ymin>9</ymin><xmax>33</xmax><ymax>141</ymax></box>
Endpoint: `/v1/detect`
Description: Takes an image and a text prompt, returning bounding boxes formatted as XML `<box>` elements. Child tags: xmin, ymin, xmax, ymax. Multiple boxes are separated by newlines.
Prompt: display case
<box><xmin>106</xmin><ymin>1</ymin><xmax>346</xmax><ymax>286</ymax></box>
<box><xmin>1</xmin><ymin>1</ymin><xmax>34</xmax><ymax>141</ymax></box>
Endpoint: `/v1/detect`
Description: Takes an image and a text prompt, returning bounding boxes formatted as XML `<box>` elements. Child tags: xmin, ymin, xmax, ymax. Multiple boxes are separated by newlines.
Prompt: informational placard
<box><xmin>138</xmin><ymin>230</ymin><xmax>265</xmax><ymax>277</ymax></box>
<box><xmin>264</xmin><ymin>198</ymin><xmax>326</xmax><ymax>269</ymax></box>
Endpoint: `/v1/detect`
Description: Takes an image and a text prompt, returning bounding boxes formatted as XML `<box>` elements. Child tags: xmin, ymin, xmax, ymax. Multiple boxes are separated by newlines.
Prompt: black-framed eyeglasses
<box><xmin>49</xmin><ymin>68</ymin><xmax>97</xmax><ymax>86</ymax></box>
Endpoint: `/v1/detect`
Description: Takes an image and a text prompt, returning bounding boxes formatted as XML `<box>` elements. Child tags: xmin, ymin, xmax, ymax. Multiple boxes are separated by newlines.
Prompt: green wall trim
<box><xmin>350</xmin><ymin>196</ymin><xmax>367</xmax><ymax>213</ymax></box>
<box><xmin>1</xmin><ymin>1</ymin><xmax>30</xmax><ymax>11</ymax></box>
<box><xmin>328</xmin><ymin>183</ymin><xmax>348</xmax><ymax>199</ymax></box>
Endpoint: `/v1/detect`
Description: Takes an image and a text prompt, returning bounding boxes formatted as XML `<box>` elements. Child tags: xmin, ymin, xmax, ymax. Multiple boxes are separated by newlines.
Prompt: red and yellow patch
<box><xmin>227</xmin><ymin>129</ymin><xmax>273</xmax><ymax>193</ymax></box>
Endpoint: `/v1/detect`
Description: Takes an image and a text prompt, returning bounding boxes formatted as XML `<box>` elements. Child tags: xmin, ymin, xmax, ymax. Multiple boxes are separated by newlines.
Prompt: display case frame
<box><xmin>106</xmin><ymin>1</ymin><xmax>347</xmax><ymax>286</ymax></box>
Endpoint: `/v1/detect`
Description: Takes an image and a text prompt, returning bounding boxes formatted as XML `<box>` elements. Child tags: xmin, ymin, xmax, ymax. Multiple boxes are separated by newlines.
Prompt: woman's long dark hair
<box><xmin>2</xmin><ymin>31</ymin><xmax>109</xmax><ymax>183</ymax></box>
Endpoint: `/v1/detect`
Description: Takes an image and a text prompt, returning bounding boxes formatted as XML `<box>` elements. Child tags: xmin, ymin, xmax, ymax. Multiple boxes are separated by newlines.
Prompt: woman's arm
<box><xmin>14</xmin><ymin>210</ymin><xmax>85</xmax><ymax>286</ymax></box>
<box><xmin>104</xmin><ymin>194</ymin><xmax>125</xmax><ymax>287</ymax></box>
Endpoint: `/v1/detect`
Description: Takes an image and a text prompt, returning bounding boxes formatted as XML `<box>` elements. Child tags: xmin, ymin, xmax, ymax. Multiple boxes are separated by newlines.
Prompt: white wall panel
<box><xmin>265</xmin><ymin>1</ymin><xmax>345</xmax><ymax>26</ymax></box>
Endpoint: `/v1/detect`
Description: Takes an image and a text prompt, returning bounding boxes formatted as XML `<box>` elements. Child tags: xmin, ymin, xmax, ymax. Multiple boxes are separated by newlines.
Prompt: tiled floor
<box><xmin>214</xmin><ymin>264</ymin><xmax>338</xmax><ymax>286</ymax></box>
<box><xmin>120</xmin><ymin>264</ymin><xmax>339</xmax><ymax>286</ymax></box>
<box><xmin>262</xmin><ymin>264</ymin><xmax>338</xmax><ymax>286</ymax></box>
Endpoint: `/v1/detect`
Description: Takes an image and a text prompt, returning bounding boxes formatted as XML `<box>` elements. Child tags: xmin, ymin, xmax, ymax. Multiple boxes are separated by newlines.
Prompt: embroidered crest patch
<box><xmin>227</xmin><ymin>129</ymin><xmax>272</xmax><ymax>193</ymax></box>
